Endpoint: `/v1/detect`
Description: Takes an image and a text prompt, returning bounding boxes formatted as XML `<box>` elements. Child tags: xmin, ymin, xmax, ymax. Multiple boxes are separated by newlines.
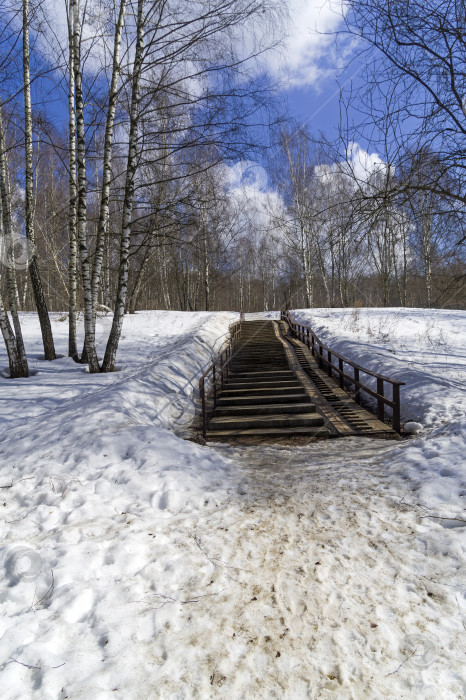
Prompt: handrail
<box><xmin>281</xmin><ymin>311</ymin><xmax>405</xmax><ymax>433</ymax></box>
<box><xmin>199</xmin><ymin>313</ymin><xmax>243</xmax><ymax>438</ymax></box>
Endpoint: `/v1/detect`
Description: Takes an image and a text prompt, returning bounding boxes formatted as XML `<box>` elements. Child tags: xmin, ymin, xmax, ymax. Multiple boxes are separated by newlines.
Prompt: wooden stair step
<box><xmin>209</xmin><ymin>413</ymin><xmax>324</xmax><ymax>430</ymax></box>
<box><xmin>219</xmin><ymin>386</ymin><xmax>306</xmax><ymax>396</ymax></box>
<box><xmin>213</xmin><ymin>403</ymin><xmax>317</xmax><ymax>416</ymax></box>
<box><xmin>217</xmin><ymin>393</ymin><xmax>312</xmax><ymax>406</ymax></box>
<box><xmin>206</xmin><ymin>426</ymin><xmax>332</xmax><ymax>439</ymax></box>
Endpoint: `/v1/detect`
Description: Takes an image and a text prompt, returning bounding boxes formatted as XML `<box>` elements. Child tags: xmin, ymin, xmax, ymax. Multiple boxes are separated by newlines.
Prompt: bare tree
<box><xmin>340</xmin><ymin>0</ymin><xmax>466</xmax><ymax>238</ymax></box>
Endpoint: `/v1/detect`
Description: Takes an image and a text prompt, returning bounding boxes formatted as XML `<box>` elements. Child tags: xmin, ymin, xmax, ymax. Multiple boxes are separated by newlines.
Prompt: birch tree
<box><xmin>71</xmin><ymin>0</ymin><xmax>100</xmax><ymax>372</ymax></box>
<box><xmin>88</xmin><ymin>0</ymin><xmax>127</xmax><ymax>347</ymax></box>
<box><xmin>22</xmin><ymin>0</ymin><xmax>56</xmax><ymax>360</ymax></box>
<box><xmin>276</xmin><ymin>129</ymin><xmax>316</xmax><ymax>307</ymax></box>
<box><xmin>66</xmin><ymin>2</ymin><xmax>78</xmax><ymax>359</ymax></box>
<box><xmin>102</xmin><ymin>0</ymin><xmax>145</xmax><ymax>372</ymax></box>
<box><xmin>0</xmin><ymin>100</ymin><xmax>29</xmax><ymax>377</ymax></box>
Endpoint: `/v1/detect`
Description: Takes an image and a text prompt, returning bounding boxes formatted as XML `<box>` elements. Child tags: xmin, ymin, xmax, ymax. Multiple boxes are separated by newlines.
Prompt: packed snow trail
<box><xmin>128</xmin><ymin>438</ymin><xmax>465</xmax><ymax>699</ymax></box>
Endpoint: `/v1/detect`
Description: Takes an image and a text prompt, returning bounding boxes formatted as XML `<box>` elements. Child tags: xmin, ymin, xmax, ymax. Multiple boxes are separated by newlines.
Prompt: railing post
<box><xmin>200</xmin><ymin>378</ymin><xmax>206</xmax><ymax>438</ymax></box>
<box><xmin>213</xmin><ymin>364</ymin><xmax>216</xmax><ymax>405</ymax></box>
<box><xmin>327</xmin><ymin>350</ymin><xmax>332</xmax><ymax>378</ymax></box>
<box><xmin>354</xmin><ymin>367</ymin><xmax>361</xmax><ymax>404</ymax></box>
<box><xmin>377</xmin><ymin>378</ymin><xmax>384</xmax><ymax>422</ymax></box>
<box><xmin>306</xmin><ymin>328</ymin><xmax>310</xmax><ymax>348</ymax></box>
<box><xmin>393</xmin><ymin>383</ymin><xmax>401</xmax><ymax>433</ymax></box>
<box><xmin>339</xmin><ymin>358</ymin><xmax>344</xmax><ymax>389</ymax></box>
<box><xmin>311</xmin><ymin>335</ymin><xmax>315</xmax><ymax>357</ymax></box>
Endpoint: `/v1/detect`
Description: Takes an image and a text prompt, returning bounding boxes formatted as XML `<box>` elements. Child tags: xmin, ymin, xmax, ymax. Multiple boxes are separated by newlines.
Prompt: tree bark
<box><xmin>67</xmin><ymin>2</ymin><xmax>78</xmax><ymax>360</ymax></box>
<box><xmin>81</xmin><ymin>0</ymin><xmax>127</xmax><ymax>352</ymax></box>
<box><xmin>23</xmin><ymin>0</ymin><xmax>56</xmax><ymax>361</ymax></box>
<box><xmin>72</xmin><ymin>0</ymin><xmax>100</xmax><ymax>372</ymax></box>
<box><xmin>0</xmin><ymin>99</ymin><xmax>29</xmax><ymax>376</ymax></box>
<box><xmin>102</xmin><ymin>0</ymin><xmax>145</xmax><ymax>372</ymax></box>
<box><xmin>0</xmin><ymin>290</ymin><xmax>27</xmax><ymax>378</ymax></box>
<box><xmin>91</xmin><ymin>0</ymin><xmax>127</xmax><ymax>305</ymax></box>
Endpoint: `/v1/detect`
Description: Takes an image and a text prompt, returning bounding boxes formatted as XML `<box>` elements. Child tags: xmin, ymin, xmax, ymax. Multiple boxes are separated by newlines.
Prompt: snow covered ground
<box><xmin>0</xmin><ymin>309</ymin><xmax>465</xmax><ymax>699</ymax></box>
<box><xmin>291</xmin><ymin>307</ymin><xmax>466</xmax><ymax>527</ymax></box>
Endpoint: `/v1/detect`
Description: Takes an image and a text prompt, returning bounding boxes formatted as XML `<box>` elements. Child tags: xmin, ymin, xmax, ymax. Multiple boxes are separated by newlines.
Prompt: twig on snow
<box><xmin>386</xmin><ymin>648</ymin><xmax>418</xmax><ymax>677</ymax></box>
<box><xmin>1</xmin><ymin>476</ymin><xmax>35</xmax><ymax>489</ymax></box>
<box><xmin>138</xmin><ymin>592</ymin><xmax>176</xmax><ymax>611</ymax></box>
<box><xmin>28</xmin><ymin>571</ymin><xmax>55</xmax><ymax>612</ymax></box>
<box><xmin>5</xmin><ymin>512</ymin><xmax>30</xmax><ymax>524</ymax></box>
<box><xmin>191</xmin><ymin>532</ymin><xmax>244</xmax><ymax>582</ymax></box>
<box><xmin>1</xmin><ymin>657</ymin><xmax>65</xmax><ymax>671</ymax></box>
<box><xmin>181</xmin><ymin>591</ymin><xmax>223</xmax><ymax>605</ymax></box>
<box><xmin>138</xmin><ymin>588</ymin><xmax>223</xmax><ymax>612</ymax></box>
<box><xmin>420</xmin><ymin>515</ymin><xmax>466</xmax><ymax>523</ymax></box>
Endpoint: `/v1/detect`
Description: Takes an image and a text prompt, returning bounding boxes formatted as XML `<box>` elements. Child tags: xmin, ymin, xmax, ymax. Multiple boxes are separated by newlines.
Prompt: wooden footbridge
<box><xmin>199</xmin><ymin>314</ymin><xmax>404</xmax><ymax>441</ymax></box>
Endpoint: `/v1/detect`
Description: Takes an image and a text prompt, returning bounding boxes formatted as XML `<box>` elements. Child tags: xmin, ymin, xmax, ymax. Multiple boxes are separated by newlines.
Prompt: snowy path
<box><xmin>130</xmin><ymin>438</ymin><xmax>465</xmax><ymax>699</ymax></box>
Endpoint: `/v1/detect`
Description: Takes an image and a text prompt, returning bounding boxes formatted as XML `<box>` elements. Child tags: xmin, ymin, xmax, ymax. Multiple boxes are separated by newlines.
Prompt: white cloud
<box><xmin>264</xmin><ymin>0</ymin><xmax>349</xmax><ymax>88</ymax></box>
<box><xmin>345</xmin><ymin>142</ymin><xmax>389</xmax><ymax>181</ymax></box>
<box><xmin>315</xmin><ymin>142</ymin><xmax>391</xmax><ymax>188</ymax></box>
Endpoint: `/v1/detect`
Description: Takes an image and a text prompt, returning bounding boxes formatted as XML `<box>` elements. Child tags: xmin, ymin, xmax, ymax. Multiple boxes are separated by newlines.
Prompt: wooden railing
<box><xmin>199</xmin><ymin>315</ymin><xmax>243</xmax><ymax>438</ymax></box>
<box><xmin>281</xmin><ymin>311</ymin><xmax>405</xmax><ymax>433</ymax></box>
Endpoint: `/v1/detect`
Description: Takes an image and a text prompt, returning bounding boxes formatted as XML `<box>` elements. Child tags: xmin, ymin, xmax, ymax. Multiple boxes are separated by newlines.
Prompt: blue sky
<box><xmin>265</xmin><ymin>0</ymin><xmax>363</xmax><ymax>145</ymax></box>
<box><xmin>286</xmin><ymin>84</ymin><xmax>344</xmax><ymax>137</ymax></box>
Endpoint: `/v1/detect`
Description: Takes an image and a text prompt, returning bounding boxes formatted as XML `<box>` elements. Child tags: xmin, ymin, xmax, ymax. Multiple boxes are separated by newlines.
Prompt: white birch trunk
<box><xmin>67</xmin><ymin>3</ymin><xmax>78</xmax><ymax>359</ymax></box>
<box><xmin>422</xmin><ymin>214</ymin><xmax>433</xmax><ymax>307</ymax></box>
<box><xmin>160</xmin><ymin>240</ymin><xmax>171</xmax><ymax>308</ymax></box>
<box><xmin>91</xmin><ymin>0</ymin><xmax>127</xmax><ymax>317</ymax></box>
<box><xmin>23</xmin><ymin>0</ymin><xmax>56</xmax><ymax>361</ymax></box>
<box><xmin>300</xmin><ymin>224</ymin><xmax>312</xmax><ymax>307</ymax></box>
<box><xmin>102</xmin><ymin>0</ymin><xmax>145</xmax><ymax>372</ymax></box>
<box><xmin>72</xmin><ymin>0</ymin><xmax>100</xmax><ymax>372</ymax></box>
<box><xmin>0</xmin><ymin>288</ymin><xmax>26</xmax><ymax>377</ymax></box>
<box><xmin>0</xmin><ymin>99</ymin><xmax>29</xmax><ymax>376</ymax></box>
<box><xmin>283</xmin><ymin>136</ymin><xmax>313</xmax><ymax>307</ymax></box>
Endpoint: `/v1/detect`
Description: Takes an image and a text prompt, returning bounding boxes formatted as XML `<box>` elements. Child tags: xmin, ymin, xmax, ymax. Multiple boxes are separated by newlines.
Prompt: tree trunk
<box><xmin>301</xmin><ymin>225</ymin><xmax>312</xmax><ymax>307</ymax></box>
<box><xmin>67</xmin><ymin>3</ymin><xmax>78</xmax><ymax>360</ymax></box>
<box><xmin>422</xmin><ymin>214</ymin><xmax>433</xmax><ymax>307</ymax></box>
<box><xmin>203</xmin><ymin>222</ymin><xmax>210</xmax><ymax>311</ymax></box>
<box><xmin>72</xmin><ymin>0</ymin><xmax>100</xmax><ymax>372</ymax></box>
<box><xmin>89</xmin><ymin>0</ymin><xmax>127</xmax><ymax>331</ymax></box>
<box><xmin>102</xmin><ymin>0</ymin><xmax>145</xmax><ymax>372</ymax></box>
<box><xmin>0</xmin><ymin>291</ymin><xmax>27</xmax><ymax>377</ymax></box>
<box><xmin>23</xmin><ymin>0</ymin><xmax>56</xmax><ymax>361</ymax></box>
<box><xmin>128</xmin><ymin>242</ymin><xmax>155</xmax><ymax>314</ymax></box>
<box><xmin>160</xmin><ymin>241</ymin><xmax>171</xmax><ymax>308</ymax></box>
<box><xmin>0</xmin><ymin>100</ymin><xmax>29</xmax><ymax>376</ymax></box>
